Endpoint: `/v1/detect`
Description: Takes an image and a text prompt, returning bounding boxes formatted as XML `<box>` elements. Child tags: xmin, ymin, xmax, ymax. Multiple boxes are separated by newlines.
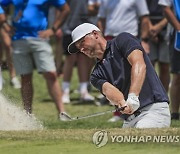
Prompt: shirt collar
<box><xmin>96</xmin><ymin>41</ymin><xmax>111</xmax><ymax>63</ymax></box>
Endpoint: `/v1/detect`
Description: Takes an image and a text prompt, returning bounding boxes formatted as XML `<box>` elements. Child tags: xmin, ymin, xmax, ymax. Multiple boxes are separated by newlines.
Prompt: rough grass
<box><xmin>0</xmin><ymin>128</ymin><xmax>180</xmax><ymax>154</ymax></box>
<box><xmin>0</xmin><ymin>128</ymin><xmax>180</xmax><ymax>141</ymax></box>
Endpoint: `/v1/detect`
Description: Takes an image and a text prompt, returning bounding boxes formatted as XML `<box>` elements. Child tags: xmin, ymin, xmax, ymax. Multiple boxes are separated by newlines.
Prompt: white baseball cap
<box><xmin>68</xmin><ymin>23</ymin><xmax>100</xmax><ymax>54</ymax></box>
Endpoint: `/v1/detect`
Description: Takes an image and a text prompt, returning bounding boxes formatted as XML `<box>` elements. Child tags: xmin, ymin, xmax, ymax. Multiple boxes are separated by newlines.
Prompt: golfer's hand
<box><xmin>115</xmin><ymin>100</ymin><xmax>133</xmax><ymax>115</ymax></box>
<box><xmin>119</xmin><ymin>104</ymin><xmax>133</xmax><ymax>115</ymax></box>
<box><xmin>125</xmin><ymin>93</ymin><xmax>140</xmax><ymax>113</ymax></box>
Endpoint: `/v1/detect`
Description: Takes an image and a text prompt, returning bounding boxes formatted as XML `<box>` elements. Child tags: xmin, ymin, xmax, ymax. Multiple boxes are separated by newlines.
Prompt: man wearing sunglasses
<box><xmin>68</xmin><ymin>23</ymin><xmax>171</xmax><ymax>128</ymax></box>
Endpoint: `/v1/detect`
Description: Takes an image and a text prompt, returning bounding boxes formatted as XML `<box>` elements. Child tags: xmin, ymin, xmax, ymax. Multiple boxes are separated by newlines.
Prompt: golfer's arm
<box><xmin>102</xmin><ymin>82</ymin><xmax>126</xmax><ymax>106</ymax></box>
<box><xmin>127</xmin><ymin>49</ymin><xmax>146</xmax><ymax>96</ymax></box>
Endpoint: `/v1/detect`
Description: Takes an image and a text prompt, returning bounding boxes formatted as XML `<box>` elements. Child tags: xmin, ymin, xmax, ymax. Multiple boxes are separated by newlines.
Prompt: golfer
<box><xmin>68</xmin><ymin>23</ymin><xmax>171</xmax><ymax>128</ymax></box>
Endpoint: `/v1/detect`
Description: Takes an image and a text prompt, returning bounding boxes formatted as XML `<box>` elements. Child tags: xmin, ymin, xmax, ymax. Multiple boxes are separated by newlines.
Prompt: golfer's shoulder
<box><xmin>114</xmin><ymin>32</ymin><xmax>135</xmax><ymax>47</ymax></box>
<box><xmin>116</xmin><ymin>32</ymin><xmax>134</xmax><ymax>41</ymax></box>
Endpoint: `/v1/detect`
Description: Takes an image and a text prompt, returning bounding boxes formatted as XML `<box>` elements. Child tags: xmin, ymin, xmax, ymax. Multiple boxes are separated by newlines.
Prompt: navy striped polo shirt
<box><xmin>90</xmin><ymin>32</ymin><xmax>169</xmax><ymax>110</ymax></box>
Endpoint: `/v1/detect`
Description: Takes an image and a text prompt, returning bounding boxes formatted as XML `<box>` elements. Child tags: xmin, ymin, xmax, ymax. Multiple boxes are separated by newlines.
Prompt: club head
<box><xmin>60</xmin><ymin>112</ymin><xmax>73</xmax><ymax>121</ymax></box>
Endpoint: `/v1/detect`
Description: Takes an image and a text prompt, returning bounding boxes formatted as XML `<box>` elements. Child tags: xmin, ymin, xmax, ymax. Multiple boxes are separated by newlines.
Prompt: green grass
<box><xmin>1</xmin><ymin>139</ymin><xmax>178</xmax><ymax>154</ymax></box>
<box><xmin>0</xmin><ymin>69</ymin><xmax>180</xmax><ymax>154</ymax></box>
<box><xmin>0</xmin><ymin>129</ymin><xmax>180</xmax><ymax>154</ymax></box>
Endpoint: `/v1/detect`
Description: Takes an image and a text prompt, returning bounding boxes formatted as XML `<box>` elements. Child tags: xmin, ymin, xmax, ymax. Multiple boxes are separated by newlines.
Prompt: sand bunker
<box><xmin>0</xmin><ymin>93</ymin><xmax>43</xmax><ymax>130</ymax></box>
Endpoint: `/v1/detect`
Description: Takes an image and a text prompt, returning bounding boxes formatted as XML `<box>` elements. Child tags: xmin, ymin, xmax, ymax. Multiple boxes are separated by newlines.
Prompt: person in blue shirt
<box><xmin>68</xmin><ymin>23</ymin><xmax>171</xmax><ymax>128</ymax></box>
<box><xmin>0</xmin><ymin>0</ymin><xmax>71</xmax><ymax>121</ymax></box>
<box><xmin>0</xmin><ymin>5</ymin><xmax>4</xmax><ymax>14</ymax></box>
<box><xmin>0</xmin><ymin>0</ymin><xmax>69</xmax><ymax>40</ymax></box>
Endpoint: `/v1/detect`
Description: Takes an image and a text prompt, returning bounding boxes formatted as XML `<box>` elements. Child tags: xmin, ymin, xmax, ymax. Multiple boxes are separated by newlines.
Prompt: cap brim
<box><xmin>68</xmin><ymin>42</ymin><xmax>79</xmax><ymax>54</ymax></box>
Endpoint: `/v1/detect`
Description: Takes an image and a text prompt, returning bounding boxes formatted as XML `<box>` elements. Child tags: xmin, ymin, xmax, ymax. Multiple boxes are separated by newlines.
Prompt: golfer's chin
<box><xmin>86</xmin><ymin>55</ymin><xmax>92</xmax><ymax>58</ymax></box>
<box><xmin>85</xmin><ymin>53</ymin><xmax>95</xmax><ymax>58</ymax></box>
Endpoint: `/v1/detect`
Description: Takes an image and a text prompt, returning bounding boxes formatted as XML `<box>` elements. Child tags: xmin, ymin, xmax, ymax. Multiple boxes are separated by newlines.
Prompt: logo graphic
<box><xmin>92</xmin><ymin>130</ymin><xmax>108</xmax><ymax>148</ymax></box>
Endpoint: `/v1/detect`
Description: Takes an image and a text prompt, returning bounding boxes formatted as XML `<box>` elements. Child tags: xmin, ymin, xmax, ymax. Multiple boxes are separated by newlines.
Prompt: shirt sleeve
<box><xmin>158</xmin><ymin>0</ymin><xmax>173</xmax><ymax>7</ymax></box>
<box><xmin>115</xmin><ymin>32</ymin><xmax>145</xmax><ymax>58</ymax></box>
<box><xmin>90</xmin><ymin>68</ymin><xmax>107</xmax><ymax>93</ymax></box>
<box><xmin>0</xmin><ymin>0</ymin><xmax>12</xmax><ymax>6</ymax></box>
<box><xmin>135</xmin><ymin>0</ymin><xmax>149</xmax><ymax>16</ymax></box>
<box><xmin>51</xmin><ymin>0</ymin><xmax>66</xmax><ymax>7</ymax></box>
<box><xmin>97</xmin><ymin>0</ymin><xmax>106</xmax><ymax>18</ymax></box>
<box><xmin>88</xmin><ymin>0</ymin><xmax>95</xmax><ymax>5</ymax></box>
<box><xmin>88</xmin><ymin>0</ymin><xmax>101</xmax><ymax>5</ymax></box>
<box><xmin>0</xmin><ymin>6</ymin><xmax>4</xmax><ymax>14</ymax></box>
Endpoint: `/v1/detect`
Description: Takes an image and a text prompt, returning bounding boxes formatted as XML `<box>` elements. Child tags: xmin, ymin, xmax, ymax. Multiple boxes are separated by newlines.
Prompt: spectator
<box><xmin>88</xmin><ymin>0</ymin><xmax>101</xmax><ymax>24</ymax></box>
<box><xmin>0</xmin><ymin>6</ymin><xmax>21</xmax><ymax>89</ymax></box>
<box><xmin>61</xmin><ymin>0</ymin><xmax>95</xmax><ymax>103</ymax></box>
<box><xmin>68</xmin><ymin>23</ymin><xmax>170</xmax><ymax>128</ymax></box>
<box><xmin>159</xmin><ymin>0</ymin><xmax>180</xmax><ymax>120</ymax></box>
<box><xmin>88</xmin><ymin>0</ymin><xmax>101</xmax><ymax>16</ymax></box>
<box><xmin>0</xmin><ymin>0</ymin><xmax>71</xmax><ymax>121</ymax></box>
<box><xmin>48</xmin><ymin>7</ymin><xmax>64</xmax><ymax>77</ymax></box>
<box><xmin>146</xmin><ymin>0</ymin><xmax>170</xmax><ymax>92</ymax></box>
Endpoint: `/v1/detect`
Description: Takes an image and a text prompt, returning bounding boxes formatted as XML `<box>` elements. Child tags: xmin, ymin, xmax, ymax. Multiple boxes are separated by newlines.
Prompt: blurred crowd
<box><xmin>0</xmin><ymin>0</ymin><xmax>179</xmax><ymax>121</ymax></box>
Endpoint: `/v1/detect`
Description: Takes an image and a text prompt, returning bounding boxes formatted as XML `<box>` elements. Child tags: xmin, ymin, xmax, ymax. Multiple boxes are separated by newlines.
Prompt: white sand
<box><xmin>0</xmin><ymin>93</ymin><xmax>43</xmax><ymax>130</ymax></box>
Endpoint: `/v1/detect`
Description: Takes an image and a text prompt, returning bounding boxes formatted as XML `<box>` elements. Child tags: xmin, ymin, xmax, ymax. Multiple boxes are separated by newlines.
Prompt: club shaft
<box><xmin>72</xmin><ymin>109</ymin><xmax>117</xmax><ymax>120</ymax></box>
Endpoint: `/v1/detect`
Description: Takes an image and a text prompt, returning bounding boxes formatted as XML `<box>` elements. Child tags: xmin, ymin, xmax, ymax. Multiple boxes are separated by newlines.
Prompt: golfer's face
<box><xmin>75</xmin><ymin>33</ymin><xmax>96</xmax><ymax>58</ymax></box>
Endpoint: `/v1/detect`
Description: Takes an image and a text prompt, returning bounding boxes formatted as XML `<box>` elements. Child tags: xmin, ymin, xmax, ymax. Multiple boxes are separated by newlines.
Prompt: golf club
<box><xmin>61</xmin><ymin>106</ymin><xmax>126</xmax><ymax>121</ymax></box>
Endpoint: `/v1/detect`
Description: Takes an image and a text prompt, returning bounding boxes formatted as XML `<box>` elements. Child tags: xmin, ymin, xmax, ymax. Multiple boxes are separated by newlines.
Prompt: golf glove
<box><xmin>126</xmin><ymin>93</ymin><xmax>140</xmax><ymax>112</ymax></box>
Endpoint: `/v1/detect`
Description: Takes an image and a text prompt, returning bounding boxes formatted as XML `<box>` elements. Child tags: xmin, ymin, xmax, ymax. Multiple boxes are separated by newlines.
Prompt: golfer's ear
<box><xmin>92</xmin><ymin>30</ymin><xmax>98</xmax><ymax>38</ymax></box>
<box><xmin>92</xmin><ymin>30</ymin><xmax>96</xmax><ymax>33</ymax></box>
<box><xmin>92</xmin><ymin>30</ymin><xmax>98</xmax><ymax>35</ymax></box>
